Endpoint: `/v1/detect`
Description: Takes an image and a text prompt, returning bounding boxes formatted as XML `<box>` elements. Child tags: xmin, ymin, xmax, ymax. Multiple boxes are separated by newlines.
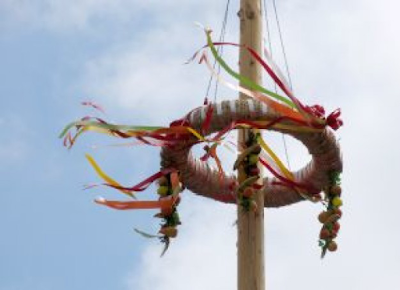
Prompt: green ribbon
<box><xmin>59</xmin><ymin>120</ymin><xmax>163</xmax><ymax>138</ymax></box>
<box><xmin>206</xmin><ymin>30</ymin><xmax>295</xmax><ymax>108</ymax></box>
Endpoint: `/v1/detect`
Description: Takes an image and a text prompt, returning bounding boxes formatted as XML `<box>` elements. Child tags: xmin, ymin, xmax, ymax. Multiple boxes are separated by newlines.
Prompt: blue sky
<box><xmin>0</xmin><ymin>27</ymin><xmax>143</xmax><ymax>290</ymax></box>
<box><xmin>1</xmin><ymin>1</ymin><xmax>400</xmax><ymax>290</ymax></box>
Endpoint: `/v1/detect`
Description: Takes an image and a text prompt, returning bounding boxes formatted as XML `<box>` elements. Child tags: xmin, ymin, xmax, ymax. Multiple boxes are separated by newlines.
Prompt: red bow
<box><xmin>326</xmin><ymin>109</ymin><xmax>343</xmax><ymax>130</ymax></box>
<box><xmin>306</xmin><ymin>105</ymin><xmax>343</xmax><ymax>130</ymax></box>
<box><xmin>305</xmin><ymin>104</ymin><xmax>325</xmax><ymax>118</ymax></box>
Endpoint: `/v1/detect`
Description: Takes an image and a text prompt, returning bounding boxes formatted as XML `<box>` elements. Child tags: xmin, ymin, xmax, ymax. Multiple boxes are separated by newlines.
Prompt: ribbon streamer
<box><xmin>205</xmin><ymin>30</ymin><xmax>296</xmax><ymax>109</ymax></box>
<box><xmin>85</xmin><ymin>154</ymin><xmax>134</xmax><ymax>198</ymax></box>
<box><xmin>199</xmin><ymin>52</ymin><xmax>307</xmax><ymax>123</ymax></box>
<box><xmin>95</xmin><ymin>195</ymin><xmax>177</xmax><ymax>210</ymax></box>
<box><xmin>106</xmin><ymin>169</ymin><xmax>176</xmax><ymax>193</ymax></box>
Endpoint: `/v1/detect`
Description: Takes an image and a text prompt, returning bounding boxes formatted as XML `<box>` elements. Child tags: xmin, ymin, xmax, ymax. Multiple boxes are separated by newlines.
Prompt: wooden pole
<box><xmin>237</xmin><ymin>0</ymin><xmax>265</xmax><ymax>290</ymax></box>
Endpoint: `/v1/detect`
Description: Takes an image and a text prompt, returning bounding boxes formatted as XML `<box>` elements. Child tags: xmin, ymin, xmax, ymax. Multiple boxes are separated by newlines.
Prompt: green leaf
<box><xmin>160</xmin><ymin>237</ymin><xmax>170</xmax><ymax>257</ymax></box>
<box><xmin>237</xmin><ymin>176</ymin><xmax>259</xmax><ymax>192</ymax></box>
<box><xmin>134</xmin><ymin>228</ymin><xmax>160</xmax><ymax>239</ymax></box>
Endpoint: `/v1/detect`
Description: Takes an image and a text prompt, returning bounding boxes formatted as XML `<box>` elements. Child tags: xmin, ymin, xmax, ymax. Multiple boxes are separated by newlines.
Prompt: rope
<box><xmin>272</xmin><ymin>0</ymin><xmax>293</xmax><ymax>90</ymax></box>
<box><xmin>263</xmin><ymin>0</ymin><xmax>276</xmax><ymax>92</ymax></box>
<box><xmin>204</xmin><ymin>0</ymin><xmax>231</xmax><ymax>103</ymax></box>
<box><xmin>263</xmin><ymin>0</ymin><xmax>292</xmax><ymax>170</ymax></box>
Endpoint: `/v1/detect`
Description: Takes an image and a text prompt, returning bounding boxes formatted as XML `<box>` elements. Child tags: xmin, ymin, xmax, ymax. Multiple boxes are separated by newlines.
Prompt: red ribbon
<box><xmin>259</xmin><ymin>158</ymin><xmax>318</xmax><ymax>193</ymax></box>
<box><xmin>202</xmin><ymin>41</ymin><xmax>344</xmax><ymax>131</ymax></box>
<box><xmin>81</xmin><ymin>101</ymin><xmax>105</xmax><ymax>114</ymax></box>
<box><xmin>210</xmin><ymin>116</ymin><xmax>307</xmax><ymax>143</ymax></box>
<box><xmin>106</xmin><ymin>168</ymin><xmax>176</xmax><ymax>192</ymax></box>
<box><xmin>210</xmin><ymin>42</ymin><xmax>310</xmax><ymax>114</ymax></box>
<box><xmin>201</xmin><ymin>104</ymin><xmax>214</xmax><ymax>134</ymax></box>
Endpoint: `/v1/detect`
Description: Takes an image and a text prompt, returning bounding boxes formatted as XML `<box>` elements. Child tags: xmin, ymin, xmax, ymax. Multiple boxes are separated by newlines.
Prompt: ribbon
<box><xmin>211</xmin><ymin>41</ymin><xmax>307</xmax><ymax>116</ymax></box>
<box><xmin>81</xmin><ymin>101</ymin><xmax>106</xmax><ymax>114</ymax></box>
<box><xmin>200</xmin><ymin>144</ymin><xmax>224</xmax><ymax>184</ymax></box>
<box><xmin>95</xmin><ymin>195</ymin><xmax>177</xmax><ymax>211</ymax></box>
<box><xmin>204</xmin><ymin>30</ymin><xmax>296</xmax><ymax>108</ymax></box>
<box><xmin>201</xmin><ymin>31</ymin><xmax>340</xmax><ymax>127</ymax></box>
<box><xmin>259</xmin><ymin>158</ymin><xmax>316</xmax><ymax>193</ymax></box>
<box><xmin>199</xmin><ymin>52</ymin><xmax>307</xmax><ymax>123</ymax></box>
<box><xmin>201</xmin><ymin>104</ymin><xmax>214</xmax><ymax>134</ymax></box>
<box><xmin>85</xmin><ymin>154</ymin><xmax>134</xmax><ymax>198</ymax></box>
<box><xmin>106</xmin><ymin>168</ymin><xmax>176</xmax><ymax>193</ymax></box>
<box><xmin>60</xmin><ymin>118</ymin><xmax>207</xmax><ymax>148</ymax></box>
<box><xmin>257</xmin><ymin>135</ymin><xmax>294</xmax><ymax>181</ymax></box>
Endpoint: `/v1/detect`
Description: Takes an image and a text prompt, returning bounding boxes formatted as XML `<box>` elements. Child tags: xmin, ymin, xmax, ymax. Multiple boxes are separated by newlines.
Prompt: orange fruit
<box><xmin>331</xmin><ymin>185</ymin><xmax>342</xmax><ymax>196</ymax></box>
<box><xmin>332</xmin><ymin>222</ymin><xmax>340</xmax><ymax>233</ymax></box>
<box><xmin>319</xmin><ymin>228</ymin><xmax>330</xmax><ymax>240</ymax></box>
<box><xmin>327</xmin><ymin>241</ymin><xmax>338</xmax><ymax>252</ymax></box>
<box><xmin>159</xmin><ymin>226</ymin><xmax>178</xmax><ymax>238</ymax></box>
<box><xmin>242</xmin><ymin>187</ymin><xmax>254</xmax><ymax>198</ymax></box>
<box><xmin>318</xmin><ymin>211</ymin><xmax>330</xmax><ymax>223</ymax></box>
<box><xmin>158</xmin><ymin>176</ymin><xmax>168</xmax><ymax>186</ymax></box>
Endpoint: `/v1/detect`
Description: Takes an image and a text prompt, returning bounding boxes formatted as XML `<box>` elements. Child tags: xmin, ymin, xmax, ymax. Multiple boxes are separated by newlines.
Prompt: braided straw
<box><xmin>160</xmin><ymin>99</ymin><xmax>342</xmax><ymax>207</ymax></box>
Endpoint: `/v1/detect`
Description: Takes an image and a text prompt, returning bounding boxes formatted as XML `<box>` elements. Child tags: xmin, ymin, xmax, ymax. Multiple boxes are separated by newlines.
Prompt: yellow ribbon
<box><xmin>271</xmin><ymin>123</ymin><xmax>323</xmax><ymax>133</ymax></box>
<box><xmin>257</xmin><ymin>135</ymin><xmax>294</xmax><ymax>180</ymax></box>
<box><xmin>85</xmin><ymin>154</ymin><xmax>134</xmax><ymax>198</ymax></box>
<box><xmin>185</xmin><ymin>127</ymin><xmax>206</xmax><ymax>141</ymax></box>
<box><xmin>257</xmin><ymin>135</ymin><xmax>318</xmax><ymax>201</ymax></box>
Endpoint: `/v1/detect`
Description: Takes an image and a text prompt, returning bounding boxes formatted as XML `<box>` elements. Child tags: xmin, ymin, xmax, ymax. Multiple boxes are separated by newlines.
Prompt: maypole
<box><xmin>61</xmin><ymin>1</ymin><xmax>344</xmax><ymax>289</ymax></box>
<box><xmin>237</xmin><ymin>0</ymin><xmax>265</xmax><ymax>290</ymax></box>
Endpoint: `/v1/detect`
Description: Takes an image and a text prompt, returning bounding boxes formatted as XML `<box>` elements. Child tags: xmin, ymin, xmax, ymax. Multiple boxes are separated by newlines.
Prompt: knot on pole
<box><xmin>245</xmin><ymin>3</ymin><xmax>256</xmax><ymax>19</ymax></box>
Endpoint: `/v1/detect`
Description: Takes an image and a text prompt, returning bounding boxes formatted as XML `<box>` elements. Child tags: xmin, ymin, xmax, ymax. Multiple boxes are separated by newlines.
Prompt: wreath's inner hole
<box><xmin>190</xmin><ymin>129</ymin><xmax>311</xmax><ymax>179</ymax></box>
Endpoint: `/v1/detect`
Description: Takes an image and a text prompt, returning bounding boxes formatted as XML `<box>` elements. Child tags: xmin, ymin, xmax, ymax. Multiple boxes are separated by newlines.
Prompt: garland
<box><xmin>61</xmin><ymin>29</ymin><xmax>343</xmax><ymax>257</ymax></box>
<box><xmin>318</xmin><ymin>171</ymin><xmax>343</xmax><ymax>257</ymax></box>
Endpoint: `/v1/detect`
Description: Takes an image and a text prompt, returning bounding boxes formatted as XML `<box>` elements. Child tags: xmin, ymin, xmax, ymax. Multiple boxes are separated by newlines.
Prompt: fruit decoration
<box><xmin>318</xmin><ymin>171</ymin><xmax>343</xmax><ymax>258</ymax></box>
<box><xmin>236</xmin><ymin>131</ymin><xmax>262</xmax><ymax>212</ymax></box>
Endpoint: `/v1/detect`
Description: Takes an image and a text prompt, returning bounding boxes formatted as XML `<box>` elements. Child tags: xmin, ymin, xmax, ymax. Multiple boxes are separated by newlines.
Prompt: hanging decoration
<box><xmin>61</xmin><ymin>29</ymin><xmax>343</xmax><ymax>257</ymax></box>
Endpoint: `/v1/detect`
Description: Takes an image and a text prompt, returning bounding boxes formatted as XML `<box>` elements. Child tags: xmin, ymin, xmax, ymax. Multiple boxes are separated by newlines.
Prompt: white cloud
<box><xmin>1</xmin><ymin>0</ymin><xmax>100</xmax><ymax>30</ymax></box>
<box><xmin>0</xmin><ymin>0</ymin><xmax>146</xmax><ymax>31</ymax></box>
<box><xmin>0</xmin><ymin>0</ymin><xmax>237</xmax><ymax>33</ymax></box>
<box><xmin>126</xmin><ymin>196</ymin><xmax>237</xmax><ymax>290</ymax></box>
<box><xmin>82</xmin><ymin>34</ymin><xmax>204</xmax><ymax>124</ymax></box>
<box><xmin>81</xmin><ymin>24</ymin><xmax>240</xmax><ymax>125</ymax></box>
